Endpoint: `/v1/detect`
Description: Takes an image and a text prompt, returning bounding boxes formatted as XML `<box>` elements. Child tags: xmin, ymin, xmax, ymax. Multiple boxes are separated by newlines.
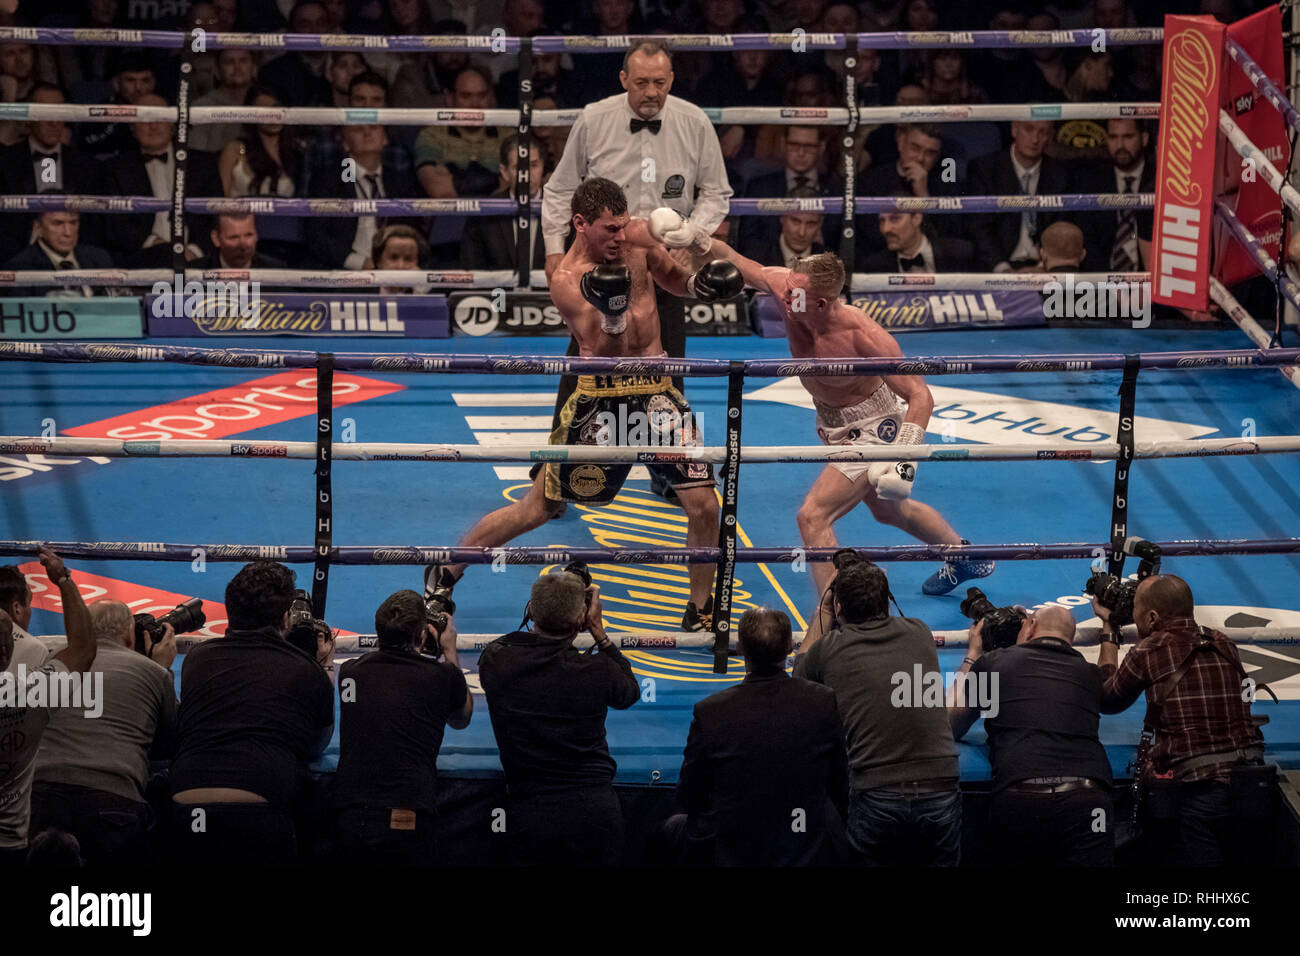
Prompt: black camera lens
<box><xmin>959</xmin><ymin>587</ymin><xmax>996</xmax><ymax>621</ymax></box>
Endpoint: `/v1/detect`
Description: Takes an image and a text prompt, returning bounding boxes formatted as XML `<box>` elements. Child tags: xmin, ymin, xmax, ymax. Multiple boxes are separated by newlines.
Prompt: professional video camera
<box><xmin>1083</xmin><ymin>537</ymin><xmax>1162</xmax><ymax>628</ymax></box>
<box><xmin>285</xmin><ymin>589</ymin><xmax>333</xmax><ymax>659</ymax></box>
<box><xmin>959</xmin><ymin>588</ymin><xmax>1025</xmax><ymax>651</ymax></box>
<box><xmin>133</xmin><ymin>598</ymin><xmax>205</xmax><ymax>657</ymax></box>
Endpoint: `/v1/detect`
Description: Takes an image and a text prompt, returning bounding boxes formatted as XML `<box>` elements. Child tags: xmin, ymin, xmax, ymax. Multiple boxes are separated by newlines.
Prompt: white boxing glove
<box><xmin>869</xmin><ymin>422</ymin><xmax>924</xmax><ymax>500</ymax></box>
<box><xmin>649</xmin><ymin>206</ymin><xmax>713</xmax><ymax>255</ymax></box>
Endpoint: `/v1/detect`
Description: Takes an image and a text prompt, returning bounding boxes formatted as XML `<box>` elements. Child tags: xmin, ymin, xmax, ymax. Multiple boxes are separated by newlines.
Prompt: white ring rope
<box><xmin>1218</xmin><ymin>109</ymin><xmax>1300</xmax><ymax>218</ymax></box>
<box><xmin>3</xmin><ymin>435</ymin><xmax>1296</xmax><ymax>463</ymax></box>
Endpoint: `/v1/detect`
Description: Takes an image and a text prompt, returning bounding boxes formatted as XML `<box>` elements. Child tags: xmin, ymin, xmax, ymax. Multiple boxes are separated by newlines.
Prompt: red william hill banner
<box><xmin>1152</xmin><ymin>15</ymin><xmax>1226</xmax><ymax>311</ymax></box>
<box><xmin>1216</xmin><ymin>5</ymin><xmax>1289</xmax><ymax>287</ymax></box>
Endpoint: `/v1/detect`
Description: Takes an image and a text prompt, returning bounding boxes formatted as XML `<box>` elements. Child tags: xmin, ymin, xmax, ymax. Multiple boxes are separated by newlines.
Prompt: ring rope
<box><xmin>2</xmin><ymin>436</ymin><xmax>1296</xmax><ymax>464</ymax></box>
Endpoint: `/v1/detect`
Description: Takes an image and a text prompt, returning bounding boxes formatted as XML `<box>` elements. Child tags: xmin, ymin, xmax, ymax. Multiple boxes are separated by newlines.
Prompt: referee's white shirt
<box><xmin>541</xmin><ymin>93</ymin><xmax>733</xmax><ymax>256</ymax></box>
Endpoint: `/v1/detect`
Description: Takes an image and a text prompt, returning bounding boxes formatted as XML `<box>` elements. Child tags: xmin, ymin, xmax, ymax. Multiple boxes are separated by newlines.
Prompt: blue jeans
<box><xmin>847</xmin><ymin>787</ymin><xmax>962</xmax><ymax>867</ymax></box>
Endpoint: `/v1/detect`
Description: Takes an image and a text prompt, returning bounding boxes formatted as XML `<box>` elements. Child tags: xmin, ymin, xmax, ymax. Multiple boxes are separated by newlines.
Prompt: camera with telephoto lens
<box><xmin>563</xmin><ymin>559</ymin><xmax>593</xmax><ymax>606</ymax></box>
<box><xmin>959</xmin><ymin>588</ymin><xmax>1025</xmax><ymax>651</ymax></box>
<box><xmin>1083</xmin><ymin>537</ymin><xmax>1162</xmax><ymax>629</ymax></box>
<box><xmin>285</xmin><ymin>589</ymin><xmax>332</xmax><ymax>659</ymax></box>
<box><xmin>133</xmin><ymin>598</ymin><xmax>205</xmax><ymax>657</ymax></box>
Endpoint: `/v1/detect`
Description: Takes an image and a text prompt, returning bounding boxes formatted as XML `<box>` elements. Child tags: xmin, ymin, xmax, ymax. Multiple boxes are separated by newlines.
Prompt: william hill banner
<box><xmin>1152</xmin><ymin>15</ymin><xmax>1225</xmax><ymax>311</ymax></box>
<box><xmin>1215</xmin><ymin>5</ymin><xmax>1288</xmax><ymax>287</ymax></box>
<box><xmin>753</xmin><ymin>290</ymin><xmax>1045</xmax><ymax>335</ymax></box>
<box><xmin>144</xmin><ymin>292</ymin><xmax>449</xmax><ymax>337</ymax></box>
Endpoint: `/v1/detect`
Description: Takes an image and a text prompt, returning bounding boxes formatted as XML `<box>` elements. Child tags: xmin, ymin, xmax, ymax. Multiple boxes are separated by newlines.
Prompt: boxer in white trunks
<box><xmin>652</xmin><ymin>210</ymin><xmax>994</xmax><ymax>599</ymax></box>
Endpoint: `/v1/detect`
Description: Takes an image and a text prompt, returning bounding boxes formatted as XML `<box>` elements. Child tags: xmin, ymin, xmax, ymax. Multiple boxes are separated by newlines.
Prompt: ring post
<box><xmin>712</xmin><ymin>361</ymin><xmax>746</xmax><ymax>673</ymax></box>
<box><xmin>312</xmin><ymin>352</ymin><xmax>335</xmax><ymax>616</ymax></box>
<box><xmin>170</xmin><ymin>28</ymin><xmax>198</xmax><ymax>276</ymax></box>
<box><xmin>838</xmin><ymin>32</ymin><xmax>859</xmax><ymax>289</ymax></box>
<box><xmin>515</xmin><ymin>35</ymin><xmax>534</xmax><ymax>290</ymax></box>
<box><xmin>1106</xmin><ymin>354</ymin><xmax>1140</xmax><ymax>575</ymax></box>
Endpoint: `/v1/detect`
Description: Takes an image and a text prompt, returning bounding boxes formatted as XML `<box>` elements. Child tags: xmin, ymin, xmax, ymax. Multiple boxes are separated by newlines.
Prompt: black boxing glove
<box><xmin>687</xmin><ymin>259</ymin><xmax>743</xmax><ymax>302</ymax></box>
<box><xmin>580</xmin><ymin>263</ymin><xmax>632</xmax><ymax>334</ymax></box>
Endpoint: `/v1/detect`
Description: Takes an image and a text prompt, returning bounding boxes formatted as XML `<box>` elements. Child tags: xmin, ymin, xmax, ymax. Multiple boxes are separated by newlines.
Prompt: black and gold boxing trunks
<box><xmin>541</xmin><ymin>373</ymin><xmax>716</xmax><ymax>503</ymax></box>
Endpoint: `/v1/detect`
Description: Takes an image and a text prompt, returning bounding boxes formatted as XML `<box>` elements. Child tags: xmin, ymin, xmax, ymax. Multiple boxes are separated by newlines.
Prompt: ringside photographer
<box><xmin>478</xmin><ymin>564</ymin><xmax>640</xmax><ymax>866</ymax></box>
<box><xmin>1096</xmin><ymin>572</ymin><xmax>1270</xmax><ymax>867</ymax></box>
<box><xmin>333</xmin><ymin>589</ymin><xmax>472</xmax><ymax>866</ymax></box>
<box><xmin>169</xmin><ymin>561</ymin><xmax>335</xmax><ymax>866</ymax></box>
<box><xmin>793</xmin><ymin>550</ymin><xmax>961</xmax><ymax>867</ymax></box>
<box><xmin>30</xmin><ymin>597</ymin><xmax>180</xmax><ymax>865</ymax></box>
<box><xmin>949</xmin><ymin>597</ymin><xmax>1113</xmax><ymax>866</ymax></box>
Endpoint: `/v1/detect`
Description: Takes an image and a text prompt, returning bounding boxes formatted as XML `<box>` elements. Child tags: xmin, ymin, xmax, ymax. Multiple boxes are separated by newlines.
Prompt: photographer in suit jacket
<box><xmin>459</xmin><ymin>134</ymin><xmax>546</xmax><ymax>275</ymax></box>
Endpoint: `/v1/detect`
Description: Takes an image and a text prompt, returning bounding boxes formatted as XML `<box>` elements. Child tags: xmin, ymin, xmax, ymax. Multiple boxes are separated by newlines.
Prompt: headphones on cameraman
<box><xmin>820</xmin><ymin>548</ymin><xmax>905</xmax><ymax>631</ymax></box>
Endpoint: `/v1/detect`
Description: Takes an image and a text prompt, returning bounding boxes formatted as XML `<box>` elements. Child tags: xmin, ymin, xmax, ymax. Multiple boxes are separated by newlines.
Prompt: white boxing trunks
<box><xmin>814</xmin><ymin>383</ymin><xmax>907</xmax><ymax>482</ymax></box>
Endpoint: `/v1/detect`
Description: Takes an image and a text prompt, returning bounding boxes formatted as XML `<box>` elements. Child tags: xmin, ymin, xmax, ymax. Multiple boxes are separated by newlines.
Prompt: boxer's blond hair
<box><xmin>792</xmin><ymin>252</ymin><xmax>845</xmax><ymax>298</ymax></box>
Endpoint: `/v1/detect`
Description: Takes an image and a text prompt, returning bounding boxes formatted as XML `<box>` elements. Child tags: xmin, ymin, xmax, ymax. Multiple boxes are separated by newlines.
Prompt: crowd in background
<box><xmin>0</xmin><ymin>0</ymin><xmax>1271</xmax><ymax>288</ymax></box>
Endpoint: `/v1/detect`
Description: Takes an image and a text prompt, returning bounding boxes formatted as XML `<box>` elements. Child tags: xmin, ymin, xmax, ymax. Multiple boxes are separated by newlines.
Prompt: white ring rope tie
<box><xmin>2</xmin><ymin>435</ymin><xmax>1295</xmax><ymax>462</ymax></box>
<box><xmin>1218</xmin><ymin>109</ymin><xmax>1300</xmax><ymax>219</ymax></box>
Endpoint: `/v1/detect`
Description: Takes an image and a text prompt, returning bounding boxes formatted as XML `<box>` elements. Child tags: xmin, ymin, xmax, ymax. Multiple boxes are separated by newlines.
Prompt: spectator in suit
<box><xmin>1024</xmin><ymin>12</ymin><xmax>1070</xmax><ymax>103</ymax></box>
<box><xmin>856</xmin><ymin>122</ymin><xmax>955</xmax><ymax>259</ymax></box>
<box><xmin>218</xmin><ymin>89</ymin><xmax>303</xmax><ymax>198</ymax></box>
<box><xmin>78</xmin><ymin>51</ymin><xmax>158</xmax><ymax>162</ymax></box>
<box><xmin>967</xmin><ymin>121</ymin><xmax>1070</xmax><ymax>272</ymax></box>
<box><xmin>862</xmin><ymin>84</ymin><xmax>929</xmax><ymax>173</ymax></box>
<box><xmin>29</xmin><ymin>599</ymin><xmax>178</xmax><ymax>865</ymax></box>
<box><xmin>863</xmin><ymin>200</ymin><xmax>977</xmax><ymax>273</ymax></box>
<box><xmin>51</xmin><ymin>0</ymin><xmax>123</xmax><ymax>102</ymax></box>
<box><xmin>753</xmin><ymin>70</ymin><xmax>836</xmax><ymax>164</ymax></box>
<box><xmin>414</xmin><ymin>65</ymin><xmax>506</xmax><ymax>200</ymax></box>
<box><xmin>3</xmin><ymin>210</ymin><xmax>119</xmax><ymax>297</ymax></box>
<box><xmin>257</xmin><ymin>1</ymin><xmax>333</xmax><ymax>108</ymax></box>
<box><xmin>300</xmin><ymin>73</ymin><xmax>411</xmax><ymax>197</ymax></box>
<box><xmin>324</xmin><ymin>51</ymin><xmax>371</xmax><ymax>109</ymax></box>
<box><xmin>741</xmin><ymin>186</ymin><xmax>827</xmax><ymax>267</ymax></box>
<box><xmin>460</xmin><ymin>135</ymin><xmax>546</xmax><ymax>273</ymax></box>
<box><xmin>191</xmin><ymin>213</ymin><xmax>287</xmax><ymax>271</ymax></box>
<box><xmin>1037</xmin><ymin>221</ymin><xmax>1086</xmax><ymax>273</ymax></box>
<box><xmin>1076</xmin><ymin>118</ymin><xmax>1154</xmax><ymax>272</ymax></box>
<box><xmin>100</xmin><ymin>93</ymin><xmax>223</xmax><ymax>267</ymax></box>
<box><xmin>660</xmin><ymin>607</ymin><xmax>848</xmax><ymax>866</ymax></box>
<box><xmin>390</xmin><ymin>18</ymin><xmax>471</xmax><ymax>111</ymax></box>
<box><xmin>373</xmin><ymin>224</ymin><xmax>430</xmax><ymax>295</ymax></box>
<box><xmin>968</xmin><ymin>7</ymin><xmax>1031</xmax><ymax>107</ymax></box>
<box><xmin>496</xmin><ymin>39</ymin><xmax>580</xmax><ymax>109</ymax></box>
<box><xmin>190</xmin><ymin>49</ymin><xmax>259</xmax><ymax>154</ymax></box>
<box><xmin>0</xmin><ymin>84</ymin><xmax>100</xmax><ymax>264</ymax></box>
<box><xmin>306</xmin><ymin>123</ymin><xmax>420</xmax><ymax>270</ymax></box>
<box><xmin>920</xmin><ymin>51</ymin><xmax>988</xmax><ymax>106</ymax></box>
<box><xmin>0</xmin><ymin>40</ymin><xmax>56</xmax><ymax>146</ymax></box>
<box><xmin>739</xmin><ymin>126</ymin><xmax>832</xmax><ymax>255</ymax></box>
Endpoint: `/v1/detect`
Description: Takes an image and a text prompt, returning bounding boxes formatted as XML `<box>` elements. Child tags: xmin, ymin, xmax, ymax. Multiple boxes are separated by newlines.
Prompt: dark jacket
<box><xmin>304</xmin><ymin>160</ymin><xmax>421</xmax><ymax>270</ymax></box>
<box><xmin>740</xmin><ymin>170</ymin><xmax>839</xmax><ymax>259</ymax></box>
<box><xmin>1073</xmin><ymin>159</ymin><xmax>1156</xmax><ymax>271</ymax></box>
<box><xmin>478</xmin><ymin>630</ymin><xmax>639</xmax><ymax>797</ymax></box>
<box><xmin>99</xmin><ymin>147</ymin><xmax>222</xmax><ymax>266</ymax></box>
<box><xmin>460</xmin><ymin>189</ymin><xmax>545</xmax><ymax>272</ymax></box>
<box><xmin>2</xmin><ymin>241</ymin><xmax>119</xmax><ymax>296</ymax></box>
<box><xmin>0</xmin><ymin>141</ymin><xmax>102</xmax><ymax>263</ymax></box>
<box><xmin>677</xmin><ymin>671</ymin><xmax>847</xmax><ymax>866</ymax></box>
<box><xmin>966</xmin><ymin>147</ymin><xmax>1072</xmax><ymax>270</ymax></box>
<box><xmin>862</xmin><ymin>235</ymin><xmax>977</xmax><ymax>273</ymax></box>
<box><xmin>854</xmin><ymin>159</ymin><xmax>964</xmax><ymax>257</ymax></box>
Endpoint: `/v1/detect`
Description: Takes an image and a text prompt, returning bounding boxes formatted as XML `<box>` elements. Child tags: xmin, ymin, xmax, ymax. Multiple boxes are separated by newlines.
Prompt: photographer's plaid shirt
<box><xmin>1098</xmin><ymin>618</ymin><xmax>1264</xmax><ymax>783</ymax></box>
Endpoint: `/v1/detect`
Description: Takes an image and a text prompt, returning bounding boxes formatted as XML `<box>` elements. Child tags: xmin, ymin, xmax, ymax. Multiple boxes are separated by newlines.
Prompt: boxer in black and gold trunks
<box><xmin>425</xmin><ymin>177</ymin><xmax>742</xmax><ymax>631</ymax></box>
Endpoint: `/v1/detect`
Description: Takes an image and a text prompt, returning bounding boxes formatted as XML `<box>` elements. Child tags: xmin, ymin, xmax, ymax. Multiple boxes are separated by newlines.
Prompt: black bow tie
<box><xmin>32</xmin><ymin>150</ymin><xmax>58</xmax><ymax>161</ymax></box>
<box><xmin>899</xmin><ymin>254</ymin><xmax>925</xmax><ymax>271</ymax></box>
<box><xmin>630</xmin><ymin>117</ymin><xmax>662</xmax><ymax>134</ymax></box>
<box><xmin>142</xmin><ymin>152</ymin><xmax>168</xmax><ymax>163</ymax></box>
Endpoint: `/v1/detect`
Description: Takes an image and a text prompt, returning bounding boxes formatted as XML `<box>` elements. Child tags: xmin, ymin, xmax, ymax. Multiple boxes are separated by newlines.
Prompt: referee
<box><xmin>540</xmin><ymin>39</ymin><xmax>732</xmax><ymax>502</ymax></box>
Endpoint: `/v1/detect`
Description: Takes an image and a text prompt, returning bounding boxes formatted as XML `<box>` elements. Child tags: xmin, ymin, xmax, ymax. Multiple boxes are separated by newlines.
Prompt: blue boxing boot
<box><xmin>922</xmin><ymin>539</ymin><xmax>995</xmax><ymax>595</ymax></box>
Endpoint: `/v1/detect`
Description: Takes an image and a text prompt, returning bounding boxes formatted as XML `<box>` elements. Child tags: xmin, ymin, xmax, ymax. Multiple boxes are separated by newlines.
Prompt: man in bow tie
<box><xmin>540</xmin><ymin>39</ymin><xmax>732</xmax><ymax>504</ymax></box>
<box><xmin>862</xmin><ymin>196</ymin><xmax>976</xmax><ymax>274</ymax></box>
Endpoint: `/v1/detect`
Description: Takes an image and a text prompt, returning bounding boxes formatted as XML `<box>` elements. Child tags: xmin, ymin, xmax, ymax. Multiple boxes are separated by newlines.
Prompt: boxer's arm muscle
<box><xmin>552</xmin><ymin>272</ymin><xmax>605</xmax><ymax>350</ymax></box>
<box><xmin>702</xmin><ymin>238</ymin><xmax>776</xmax><ymax>295</ymax></box>
<box><xmin>646</xmin><ymin>245</ymin><xmax>691</xmax><ymax>297</ymax></box>
<box><xmin>858</xmin><ymin>323</ymin><xmax>934</xmax><ymax>426</ymax></box>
